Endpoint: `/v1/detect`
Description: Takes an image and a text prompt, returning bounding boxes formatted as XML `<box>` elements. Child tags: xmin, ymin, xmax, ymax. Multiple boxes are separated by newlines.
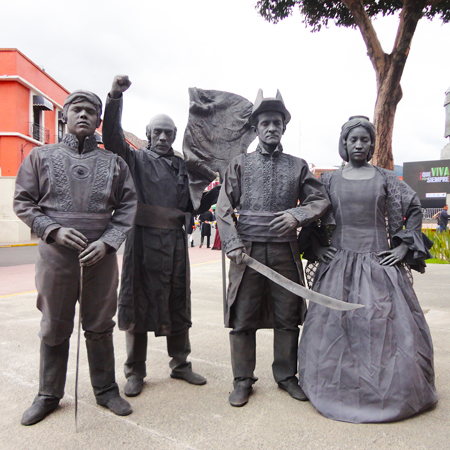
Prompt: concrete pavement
<box><xmin>0</xmin><ymin>245</ymin><xmax>449</xmax><ymax>449</ymax></box>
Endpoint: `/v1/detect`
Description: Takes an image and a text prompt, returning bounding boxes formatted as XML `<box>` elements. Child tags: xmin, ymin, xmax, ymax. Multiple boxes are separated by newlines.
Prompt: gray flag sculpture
<box><xmin>183</xmin><ymin>88</ymin><xmax>256</xmax><ymax>210</ymax></box>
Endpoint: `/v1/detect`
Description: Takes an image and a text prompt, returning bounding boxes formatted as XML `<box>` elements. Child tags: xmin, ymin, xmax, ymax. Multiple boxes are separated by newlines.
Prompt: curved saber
<box><xmin>242</xmin><ymin>254</ymin><xmax>364</xmax><ymax>311</ymax></box>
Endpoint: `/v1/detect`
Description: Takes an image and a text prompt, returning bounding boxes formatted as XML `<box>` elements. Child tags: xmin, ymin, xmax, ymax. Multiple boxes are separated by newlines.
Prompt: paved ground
<box><xmin>0</xmin><ymin>234</ymin><xmax>449</xmax><ymax>449</ymax></box>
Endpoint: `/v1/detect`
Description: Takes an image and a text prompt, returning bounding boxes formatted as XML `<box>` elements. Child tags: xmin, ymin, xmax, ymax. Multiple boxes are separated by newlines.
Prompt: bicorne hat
<box><xmin>249</xmin><ymin>89</ymin><xmax>291</xmax><ymax>125</ymax></box>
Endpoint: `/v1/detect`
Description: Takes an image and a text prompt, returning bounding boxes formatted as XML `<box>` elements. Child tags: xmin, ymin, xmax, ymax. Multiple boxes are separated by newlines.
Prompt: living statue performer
<box><xmin>298</xmin><ymin>116</ymin><xmax>438</xmax><ymax>423</ymax></box>
<box><xmin>216</xmin><ymin>90</ymin><xmax>330</xmax><ymax>407</ymax></box>
<box><xmin>14</xmin><ymin>91</ymin><xmax>137</xmax><ymax>425</ymax></box>
<box><xmin>102</xmin><ymin>76</ymin><xmax>219</xmax><ymax>397</ymax></box>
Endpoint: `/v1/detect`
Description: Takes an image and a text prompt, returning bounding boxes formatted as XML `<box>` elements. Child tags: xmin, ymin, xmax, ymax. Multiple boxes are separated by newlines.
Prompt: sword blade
<box><xmin>242</xmin><ymin>254</ymin><xmax>363</xmax><ymax>311</ymax></box>
<box><xmin>75</xmin><ymin>264</ymin><xmax>83</xmax><ymax>432</ymax></box>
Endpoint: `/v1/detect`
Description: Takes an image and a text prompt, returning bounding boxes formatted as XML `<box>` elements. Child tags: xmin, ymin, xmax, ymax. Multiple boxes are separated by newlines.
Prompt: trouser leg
<box><xmin>167</xmin><ymin>329</ymin><xmax>192</xmax><ymax>374</ymax></box>
<box><xmin>38</xmin><ymin>339</ymin><xmax>70</xmax><ymax>399</ymax></box>
<box><xmin>229</xmin><ymin>331</ymin><xmax>257</xmax><ymax>387</ymax></box>
<box><xmin>272</xmin><ymin>329</ymin><xmax>299</xmax><ymax>384</ymax></box>
<box><xmin>167</xmin><ymin>329</ymin><xmax>207</xmax><ymax>385</ymax></box>
<box><xmin>273</xmin><ymin>328</ymin><xmax>307</xmax><ymax>401</ymax></box>
<box><xmin>207</xmin><ymin>235</ymin><xmax>210</xmax><ymax>248</ymax></box>
<box><xmin>124</xmin><ymin>331</ymin><xmax>147</xmax><ymax>379</ymax></box>
<box><xmin>85</xmin><ymin>333</ymin><xmax>119</xmax><ymax>405</ymax></box>
<box><xmin>228</xmin><ymin>331</ymin><xmax>257</xmax><ymax>407</ymax></box>
<box><xmin>21</xmin><ymin>340</ymin><xmax>69</xmax><ymax>426</ymax></box>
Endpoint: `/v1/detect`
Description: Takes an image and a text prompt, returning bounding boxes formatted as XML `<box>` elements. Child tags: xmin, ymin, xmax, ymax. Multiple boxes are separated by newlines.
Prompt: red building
<box><xmin>0</xmin><ymin>48</ymin><xmax>71</xmax><ymax>177</ymax></box>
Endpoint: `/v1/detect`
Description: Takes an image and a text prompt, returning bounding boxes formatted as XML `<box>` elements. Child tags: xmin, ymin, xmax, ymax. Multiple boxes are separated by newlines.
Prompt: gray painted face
<box><xmin>146</xmin><ymin>114</ymin><xmax>177</xmax><ymax>156</ymax></box>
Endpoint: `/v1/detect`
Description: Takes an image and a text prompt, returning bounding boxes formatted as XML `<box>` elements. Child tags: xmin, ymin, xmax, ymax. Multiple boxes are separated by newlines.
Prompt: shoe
<box><xmin>102</xmin><ymin>395</ymin><xmax>132</xmax><ymax>416</ymax></box>
<box><xmin>170</xmin><ymin>370</ymin><xmax>207</xmax><ymax>385</ymax></box>
<box><xmin>278</xmin><ymin>378</ymin><xmax>308</xmax><ymax>401</ymax></box>
<box><xmin>124</xmin><ymin>375</ymin><xmax>144</xmax><ymax>397</ymax></box>
<box><xmin>199</xmin><ymin>244</ymin><xmax>203</xmax><ymax>248</ymax></box>
<box><xmin>21</xmin><ymin>396</ymin><xmax>59</xmax><ymax>426</ymax></box>
<box><xmin>229</xmin><ymin>384</ymin><xmax>253</xmax><ymax>407</ymax></box>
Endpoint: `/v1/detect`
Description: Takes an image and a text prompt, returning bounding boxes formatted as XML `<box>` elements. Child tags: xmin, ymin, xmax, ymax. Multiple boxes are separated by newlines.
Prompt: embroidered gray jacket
<box><xmin>216</xmin><ymin>144</ymin><xmax>330</xmax><ymax>253</ymax></box>
<box><xmin>13</xmin><ymin>134</ymin><xmax>137</xmax><ymax>250</ymax></box>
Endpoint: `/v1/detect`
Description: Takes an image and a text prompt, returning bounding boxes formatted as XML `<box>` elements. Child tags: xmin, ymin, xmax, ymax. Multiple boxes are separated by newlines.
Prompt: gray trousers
<box><xmin>35</xmin><ymin>242</ymin><xmax>120</xmax><ymax>403</ymax></box>
<box><xmin>124</xmin><ymin>329</ymin><xmax>192</xmax><ymax>378</ymax></box>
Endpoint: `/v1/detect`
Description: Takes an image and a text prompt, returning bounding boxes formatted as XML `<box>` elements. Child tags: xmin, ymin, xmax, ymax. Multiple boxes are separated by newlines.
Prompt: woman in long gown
<box><xmin>298</xmin><ymin>116</ymin><xmax>437</xmax><ymax>423</ymax></box>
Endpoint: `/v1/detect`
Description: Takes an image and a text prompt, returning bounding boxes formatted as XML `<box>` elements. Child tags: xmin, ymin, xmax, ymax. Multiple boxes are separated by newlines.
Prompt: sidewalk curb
<box><xmin>0</xmin><ymin>243</ymin><xmax>38</xmax><ymax>248</ymax></box>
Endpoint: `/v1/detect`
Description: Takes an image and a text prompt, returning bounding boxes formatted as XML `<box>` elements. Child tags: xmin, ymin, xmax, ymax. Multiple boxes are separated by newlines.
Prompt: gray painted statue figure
<box><xmin>216</xmin><ymin>90</ymin><xmax>330</xmax><ymax>407</ymax></box>
<box><xmin>102</xmin><ymin>76</ymin><xmax>219</xmax><ymax>397</ymax></box>
<box><xmin>14</xmin><ymin>91</ymin><xmax>137</xmax><ymax>425</ymax></box>
<box><xmin>297</xmin><ymin>116</ymin><xmax>437</xmax><ymax>423</ymax></box>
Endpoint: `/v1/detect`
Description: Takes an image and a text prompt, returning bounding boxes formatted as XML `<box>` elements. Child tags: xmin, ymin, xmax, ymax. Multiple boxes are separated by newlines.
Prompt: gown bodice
<box><xmin>329</xmin><ymin>170</ymin><xmax>390</xmax><ymax>253</ymax></box>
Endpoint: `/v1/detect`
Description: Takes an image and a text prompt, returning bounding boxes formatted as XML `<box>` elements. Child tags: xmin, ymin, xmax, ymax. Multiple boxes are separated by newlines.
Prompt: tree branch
<box><xmin>341</xmin><ymin>0</ymin><xmax>386</xmax><ymax>82</ymax></box>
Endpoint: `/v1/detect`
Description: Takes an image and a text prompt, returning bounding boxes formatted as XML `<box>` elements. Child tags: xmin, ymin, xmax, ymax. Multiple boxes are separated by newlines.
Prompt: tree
<box><xmin>256</xmin><ymin>0</ymin><xmax>450</xmax><ymax>169</ymax></box>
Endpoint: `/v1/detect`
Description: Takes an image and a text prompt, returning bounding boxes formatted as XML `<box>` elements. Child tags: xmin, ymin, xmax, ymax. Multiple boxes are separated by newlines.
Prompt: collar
<box><xmin>146</xmin><ymin>142</ymin><xmax>175</xmax><ymax>159</ymax></box>
<box><xmin>257</xmin><ymin>143</ymin><xmax>283</xmax><ymax>157</ymax></box>
<box><xmin>62</xmin><ymin>133</ymin><xmax>98</xmax><ymax>153</ymax></box>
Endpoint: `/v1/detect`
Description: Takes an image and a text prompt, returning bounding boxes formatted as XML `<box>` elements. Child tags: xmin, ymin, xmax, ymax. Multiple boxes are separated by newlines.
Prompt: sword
<box><xmin>75</xmin><ymin>263</ymin><xmax>83</xmax><ymax>432</ymax></box>
<box><xmin>242</xmin><ymin>254</ymin><xmax>363</xmax><ymax>311</ymax></box>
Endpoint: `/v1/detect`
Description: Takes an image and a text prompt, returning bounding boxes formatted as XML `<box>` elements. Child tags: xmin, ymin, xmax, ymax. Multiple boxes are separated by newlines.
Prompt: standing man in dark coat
<box><xmin>216</xmin><ymin>90</ymin><xmax>330</xmax><ymax>407</ymax></box>
<box><xmin>14</xmin><ymin>90</ymin><xmax>137</xmax><ymax>425</ymax></box>
<box><xmin>199</xmin><ymin>208</ymin><xmax>214</xmax><ymax>248</ymax></box>
<box><xmin>102</xmin><ymin>75</ymin><xmax>218</xmax><ymax>397</ymax></box>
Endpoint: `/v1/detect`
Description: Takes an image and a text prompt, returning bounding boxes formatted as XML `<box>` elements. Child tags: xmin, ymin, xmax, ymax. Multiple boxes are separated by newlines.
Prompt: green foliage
<box><xmin>256</xmin><ymin>0</ymin><xmax>450</xmax><ymax>31</ymax></box>
<box><xmin>423</xmin><ymin>228</ymin><xmax>450</xmax><ymax>263</ymax></box>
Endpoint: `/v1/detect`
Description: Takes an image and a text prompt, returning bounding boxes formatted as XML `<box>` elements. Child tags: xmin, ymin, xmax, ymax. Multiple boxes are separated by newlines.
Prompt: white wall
<box><xmin>0</xmin><ymin>177</ymin><xmax>30</xmax><ymax>243</ymax></box>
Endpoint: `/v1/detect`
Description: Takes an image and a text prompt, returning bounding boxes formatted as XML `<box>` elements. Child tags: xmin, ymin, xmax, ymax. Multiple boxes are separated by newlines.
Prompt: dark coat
<box><xmin>103</xmin><ymin>95</ymin><xmax>217</xmax><ymax>336</ymax></box>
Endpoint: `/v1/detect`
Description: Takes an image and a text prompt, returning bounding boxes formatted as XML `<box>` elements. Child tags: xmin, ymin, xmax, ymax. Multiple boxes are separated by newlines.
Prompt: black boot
<box><xmin>85</xmin><ymin>333</ymin><xmax>132</xmax><ymax>416</ymax></box>
<box><xmin>21</xmin><ymin>340</ymin><xmax>69</xmax><ymax>426</ymax></box>
<box><xmin>123</xmin><ymin>331</ymin><xmax>147</xmax><ymax>397</ymax></box>
<box><xmin>273</xmin><ymin>329</ymin><xmax>307</xmax><ymax>401</ymax></box>
<box><xmin>167</xmin><ymin>330</ymin><xmax>206</xmax><ymax>385</ymax></box>
<box><xmin>228</xmin><ymin>332</ymin><xmax>257</xmax><ymax>407</ymax></box>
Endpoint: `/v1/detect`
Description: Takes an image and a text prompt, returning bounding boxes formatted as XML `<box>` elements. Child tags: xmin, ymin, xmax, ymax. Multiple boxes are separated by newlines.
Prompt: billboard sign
<box><xmin>403</xmin><ymin>159</ymin><xmax>450</xmax><ymax>208</ymax></box>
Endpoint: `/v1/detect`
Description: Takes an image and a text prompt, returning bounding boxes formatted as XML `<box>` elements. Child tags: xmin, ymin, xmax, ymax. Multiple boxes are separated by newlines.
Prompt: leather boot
<box><xmin>273</xmin><ymin>329</ymin><xmax>307</xmax><ymax>401</ymax></box>
<box><xmin>86</xmin><ymin>333</ymin><xmax>132</xmax><ymax>416</ymax></box>
<box><xmin>167</xmin><ymin>329</ymin><xmax>206</xmax><ymax>385</ymax></box>
<box><xmin>124</xmin><ymin>331</ymin><xmax>147</xmax><ymax>397</ymax></box>
<box><xmin>228</xmin><ymin>332</ymin><xmax>258</xmax><ymax>407</ymax></box>
<box><xmin>21</xmin><ymin>340</ymin><xmax>69</xmax><ymax>426</ymax></box>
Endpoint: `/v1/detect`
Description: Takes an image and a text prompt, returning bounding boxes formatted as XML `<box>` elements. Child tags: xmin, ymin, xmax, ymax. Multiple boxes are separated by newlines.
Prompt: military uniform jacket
<box><xmin>216</xmin><ymin>144</ymin><xmax>330</xmax><ymax>327</ymax></box>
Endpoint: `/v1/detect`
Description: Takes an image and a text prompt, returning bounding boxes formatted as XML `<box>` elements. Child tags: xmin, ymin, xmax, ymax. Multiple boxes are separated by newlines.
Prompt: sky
<box><xmin>2</xmin><ymin>0</ymin><xmax>450</xmax><ymax>167</ymax></box>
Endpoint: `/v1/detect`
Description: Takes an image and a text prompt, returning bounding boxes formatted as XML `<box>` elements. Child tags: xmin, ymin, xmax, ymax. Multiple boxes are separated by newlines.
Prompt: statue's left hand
<box><xmin>269</xmin><ymin>212</ymin><xmax>298</xmax><ymax>237</ymax></box>
<box><xmin>79</xmin><ymin>241</ymin><xmax>108</xmax><ymax>266</ymax></box>
<box><xmin>110</xmin><ymin>75</ymin><xmax>132</xmax><ymax>99</ymax></box>
<box><xmin>378</xmin><ymin>242</ymin><xmax>409</xmax><ymax>266</ymax></box>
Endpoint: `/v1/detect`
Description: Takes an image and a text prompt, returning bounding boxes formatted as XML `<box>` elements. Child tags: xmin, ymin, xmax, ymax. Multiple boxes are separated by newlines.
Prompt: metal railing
<box><xmin>29</xmin><ymin>122</ymin><xmax>50</xmax><ymax>144</ymax></box>
<box><xmin>422</xmin><ymin>208</ymin><xmax>441</xmax><ymax>220</ymax></box>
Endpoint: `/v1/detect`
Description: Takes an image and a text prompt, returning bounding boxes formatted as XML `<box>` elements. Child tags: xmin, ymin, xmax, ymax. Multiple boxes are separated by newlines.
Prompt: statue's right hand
<box><xmin>110</xmin><ymin>75</ymin><xmax>132</xmax><ymax>98</ymax></box>
<box><xmin>49</xmin><ymin>227</ymin><xmax>88</xmax><ymax>252</ymax></box>
<box><xmin>227</xmin><ymin>247</ymin><xmax>246</xmax><ymax>265</ymax></box>
<box><xmin>315</xmin><ymin>246</ymin><xmax>337</xmax><ymax>264</ymax></box>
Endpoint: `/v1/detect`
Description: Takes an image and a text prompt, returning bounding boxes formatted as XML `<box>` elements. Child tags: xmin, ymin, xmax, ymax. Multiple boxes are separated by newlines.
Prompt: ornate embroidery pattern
<box><xmin>102</xmin><ymin>227</ymin><xmax>127</xmax><ymax>247</ymax></box>
<box><xmin>286</xmin><ymin>207</ymin><xmax>308</xmax><ymax>226</ymax></box>
<box><xmin>222</xmin><ymin>234</ymin><xmax>244</xmax><ymax>253</ymax></box>
<box><xmin>273</xmin><ymin>154</ymin><xmax>295</xmax><ymax>211</ymax></box>
<box><xmin>87</xmin><ymin>158</ymin><xmax>112</xmax><ymax>213</ymax></box>
<box><xmin>62</xmin><ymin>134</ymin><xmax>79</xmax><ymax>148</ymax></box>
<box><xmin>243</xmin><ymin>147</ymin><xmax>296</xmax><ymax>212</ymax></box>
<box><xmin>49</xmin><ymin>154</ymin><xmax>74</xmax><ymax>212</ymax></box>
<box><xmin>84</xmin><ymin>135</ymin><xmax>98</xmax><ymax>151</ymax></box>
<box><xmin>33</xmin><ymin>216</ymin><xmax>57</xmax><ymax>238</ymax></box>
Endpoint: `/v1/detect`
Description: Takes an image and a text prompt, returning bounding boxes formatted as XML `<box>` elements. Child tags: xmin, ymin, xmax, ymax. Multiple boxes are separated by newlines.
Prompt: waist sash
<box><xmin>135</xmin><ymin>203</ymin><xmax>186</xmax><ymax>230</ymax></box>
<box><xmin>44</xmin><ymin>211</ymin><xmax>111</xmax><ymax>242</ymax></box>
<box><xmin>237</xmin><ymin>210</ymin><xmax>297</xmax><ymax>243</ymax></box>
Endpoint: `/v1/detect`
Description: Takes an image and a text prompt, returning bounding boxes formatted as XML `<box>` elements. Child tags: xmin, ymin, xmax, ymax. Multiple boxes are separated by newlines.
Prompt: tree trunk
<box><xmin>371</xmin><ymin>62</ymin><xmax>403</xmax><ymax>170</ymax></box>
